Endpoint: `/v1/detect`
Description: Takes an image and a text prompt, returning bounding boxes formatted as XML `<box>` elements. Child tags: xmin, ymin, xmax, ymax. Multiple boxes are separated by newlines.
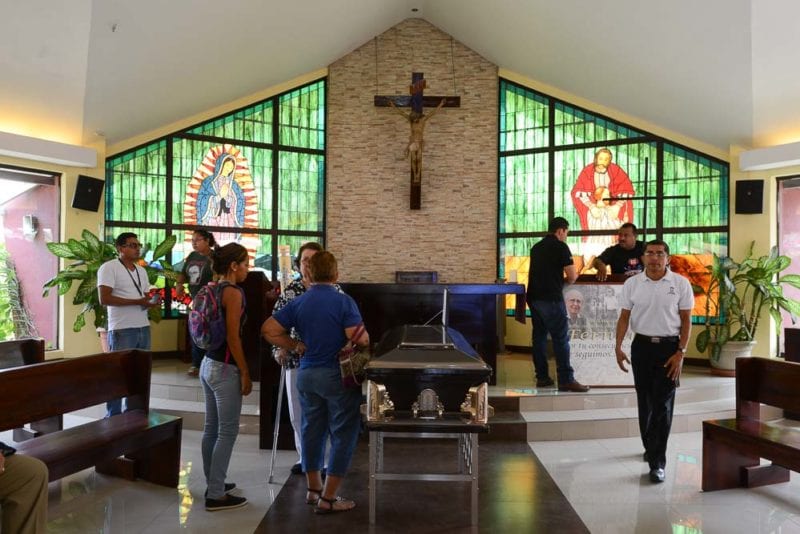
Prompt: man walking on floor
<box><xmin>614</xmin><ymin>239</ymin><xmax>693</xmax><ymax>483</ymax></box>
<box><xmin>527</xmin><ymin>217</ymin><xmax>590</xmax><ymax>392</ymax></box>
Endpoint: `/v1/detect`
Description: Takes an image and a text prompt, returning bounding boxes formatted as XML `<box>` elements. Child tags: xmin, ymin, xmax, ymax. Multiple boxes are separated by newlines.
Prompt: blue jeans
<box><xmin>530</xmin><ymin>300</ymin><xmax>575</xmax><ymax>385</ymax></box>
<box><xmin>297</xmin><ymin>366</ymin><xmax>361</xmax><ymax>477</ymax></box>
<box><xmin>200</xmin><ymin>357</ymin><xmax>242</xmax><ymax>499</ymax></box>
<box><xmin>106</xmin><ymin>326</ymin><xmax>151</xmax><ymax>417</ymax></box>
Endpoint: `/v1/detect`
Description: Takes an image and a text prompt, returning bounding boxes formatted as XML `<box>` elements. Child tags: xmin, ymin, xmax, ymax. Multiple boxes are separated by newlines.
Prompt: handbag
<box><xmin>338</xmin><ymin>323</ymin><xmax>369</xmax><ymax>388</ymax></box>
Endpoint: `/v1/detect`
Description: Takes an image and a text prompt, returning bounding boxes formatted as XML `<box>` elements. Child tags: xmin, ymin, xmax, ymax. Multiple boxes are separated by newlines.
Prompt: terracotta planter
<box><xmin>710</xmin><ymin>340</ymin><xmax>756</xmax><ymax>376</ymax></box>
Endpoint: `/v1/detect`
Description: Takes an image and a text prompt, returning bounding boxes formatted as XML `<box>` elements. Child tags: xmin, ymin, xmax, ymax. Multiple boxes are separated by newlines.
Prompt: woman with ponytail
<box><xmin>200</xmin><ymin>242</ymin><xmax>252</xmax><ymax>511</ymax></box>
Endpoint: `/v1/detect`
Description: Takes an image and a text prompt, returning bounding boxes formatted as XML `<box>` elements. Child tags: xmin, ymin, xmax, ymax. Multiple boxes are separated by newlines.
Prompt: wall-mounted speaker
<box><xmin>71</xmin><ymin>175</ymin><xmax>105</xmax><ymax>212</ymax></box>
<box><xmin>735</xmin><ymin>179</ymin><xmax>764</xmax><ymax>214</ymax></box>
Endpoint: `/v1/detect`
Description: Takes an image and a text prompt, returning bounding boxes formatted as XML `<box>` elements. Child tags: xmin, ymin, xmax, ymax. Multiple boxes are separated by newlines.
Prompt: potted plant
<box><xmin>42</xmin><ymin>230</ymin><xmax>178</xmax><ymax>335</ymax></box>
<box><xmin>695</xmin><ymin>241</ymin><xmax>800</xmax><ymax>374</ymax></box>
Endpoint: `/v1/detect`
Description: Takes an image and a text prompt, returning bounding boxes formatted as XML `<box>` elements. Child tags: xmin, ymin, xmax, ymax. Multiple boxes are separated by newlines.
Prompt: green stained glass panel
<box><xmin>661</xmin><ymin>232</ymin><xmax>728</xmax><ymax>256</ymax></box>
<box><xmin>554</xmin><ymin>102</ymin><xmax>645</xmax><ymax>145</ymax></box>
<box><xmin>105</xmin><ymin>142</ymin><xmax>167</xmax><ymax>223</ymax></box>
<box><xmin>278</xmin><ymin>152</ymin><xmax>324</xmax><ymax>231</ymax></box>
<box><xmin>662</xmin><ymin>144</ymin><xmax>728</xmax><ymax>229</ymax></box>
<box><xmin>279</xmin><ymin>81</ymin><xmax>325</xmax><ymax>150</ymax></box>
<box><xmin>188</xmin><ymin>101</ymin><xmax>273</xmax><ymax>144</ymax></box>
<box><xmin>499</xmin><ymin>83</ymin><xmax>549</xmax><ymax>151</ymax></box>
<box><xmin>499</xmin><ymin>153</ymin><xmax>549</xmax><ymax>233</ymax></box>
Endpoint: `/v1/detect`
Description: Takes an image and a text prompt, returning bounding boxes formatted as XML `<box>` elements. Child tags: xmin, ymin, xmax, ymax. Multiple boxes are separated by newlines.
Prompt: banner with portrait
<box><xmin>564</xmin><ymin>283</ymin><xmax>634</xmax><ymax>386</ymax></box>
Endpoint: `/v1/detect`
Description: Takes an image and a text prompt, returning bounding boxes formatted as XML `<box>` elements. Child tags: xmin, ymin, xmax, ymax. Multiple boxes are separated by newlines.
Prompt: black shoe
<box><xmin>536</xmin><ymin>378</ymin><xmax>555</xmax><ymax>388</ymax></box>
<box><xmin>558</xmin><ymin>381</ymin><xmax>590</xmax><ymax>392</ymax></box>
<box><xmin>649</xmin><ymin>468</ymin><xmax>665</xmax><ymax>483</ymax></box>
<box><xmin>204</xmin><ymin>483</ymin><xmax>236</xmax><ymax>498</ymax></box>
<box><xmin>205</xmin><ymin>494</ymin><xmax>248</xmax><ymax>511</ymax></box>
<box><xmin>290</xmin><ymin>462</ymin><xmax>303</xmax><ymax>475</ymax></box>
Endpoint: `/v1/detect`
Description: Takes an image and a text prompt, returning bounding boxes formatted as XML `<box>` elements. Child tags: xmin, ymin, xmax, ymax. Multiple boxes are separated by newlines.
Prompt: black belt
<box><xmin>634</xmin><ymin>334</ymin><xmax>679</xmax><ymax>344</ymax></box>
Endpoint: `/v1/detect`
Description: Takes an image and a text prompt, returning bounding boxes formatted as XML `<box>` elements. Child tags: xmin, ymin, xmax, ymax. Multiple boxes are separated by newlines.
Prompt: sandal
<box><xmin>315</xmin><ymin>495</ymin><xmax>355</xmax><ymax>514</ymax></box>
<box><xmin>306</xmin><ymin>487</ymin><xmax>322</xmax><ymax>505</ymax></box>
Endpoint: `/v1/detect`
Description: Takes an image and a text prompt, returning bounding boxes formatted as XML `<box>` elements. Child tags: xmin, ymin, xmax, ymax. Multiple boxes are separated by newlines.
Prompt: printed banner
<box><xmin>564</xmin><ymin>283</ymin><xmax>634</xmax><ymax>386</ymax></box>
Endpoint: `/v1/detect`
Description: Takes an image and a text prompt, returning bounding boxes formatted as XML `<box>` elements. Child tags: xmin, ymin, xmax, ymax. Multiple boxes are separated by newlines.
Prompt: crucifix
<box><xmin>375</xmin><ymin>72</ymin><xmax>460</xmax><ymax>209</ymax></box>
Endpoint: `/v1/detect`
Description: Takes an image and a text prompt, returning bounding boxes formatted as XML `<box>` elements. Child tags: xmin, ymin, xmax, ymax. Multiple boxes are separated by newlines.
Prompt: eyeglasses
<box><xmin>124</xmin><ymin>243</ymin><xmax>143</xmax><ymax>249</ymax></box>
<box><xmin>644</xmin><ymin>251</ymin><xmax>667</xmax><ymax>257</ymax></box>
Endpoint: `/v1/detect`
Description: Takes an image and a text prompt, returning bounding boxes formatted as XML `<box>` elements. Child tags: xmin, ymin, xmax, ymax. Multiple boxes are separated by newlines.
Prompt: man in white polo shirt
<box><xmin>97</xmin><ymin>232</ymin><xmax>161</xmax><ymax>417</ymax></box>
<box><xmin>614</xmin><ymin>239</ymin><xmax>693</xmax><ymax>483</ymax></box>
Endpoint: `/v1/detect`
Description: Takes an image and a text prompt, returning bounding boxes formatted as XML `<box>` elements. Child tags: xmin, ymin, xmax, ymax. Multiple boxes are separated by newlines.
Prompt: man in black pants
<box><xmin>613</xmin><ymin>240</ymin><xmax>693</xmax><ymax>483</ymax></box>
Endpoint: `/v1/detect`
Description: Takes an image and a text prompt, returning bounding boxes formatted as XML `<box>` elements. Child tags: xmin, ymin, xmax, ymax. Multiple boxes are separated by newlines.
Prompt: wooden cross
<box><xmin>375</xmin><ymin>72</ymin><xmax>460</xmax><ymax>209</ymax></box>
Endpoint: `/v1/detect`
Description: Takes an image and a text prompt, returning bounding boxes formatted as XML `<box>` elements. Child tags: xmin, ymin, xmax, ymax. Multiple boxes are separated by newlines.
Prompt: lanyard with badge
<box><xmin>119</xmin><ymin>259</ymin><xmax>144</xmax><ymax>297</ymax></box>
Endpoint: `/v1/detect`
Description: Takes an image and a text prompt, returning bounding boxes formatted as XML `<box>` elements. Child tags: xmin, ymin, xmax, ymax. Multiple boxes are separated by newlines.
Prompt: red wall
<box><xmin>3</xmin><ymin>184</ymin><xmax>59</xmax><ymax>347</ymax></box>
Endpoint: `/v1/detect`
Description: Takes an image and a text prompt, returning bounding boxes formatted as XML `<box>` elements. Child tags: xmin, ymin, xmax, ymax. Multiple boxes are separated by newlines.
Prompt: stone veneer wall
<box><xmin>326</xmin><ymin>18</ymin><xmax>498</xmax><ymax>283</ymax></box>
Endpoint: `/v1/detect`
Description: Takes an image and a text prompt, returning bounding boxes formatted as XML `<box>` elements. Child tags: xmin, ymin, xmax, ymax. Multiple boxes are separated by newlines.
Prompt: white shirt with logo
<box><xmin>618</xmin><ymin>269</ymin><xmax>694</xmax><ymax>337</ymax></box>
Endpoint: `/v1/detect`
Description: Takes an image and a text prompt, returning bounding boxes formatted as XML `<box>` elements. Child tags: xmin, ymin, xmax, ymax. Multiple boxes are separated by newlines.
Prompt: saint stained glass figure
<box><xmin>183</xmin><ymin>144</ymin><xmax>259</xmax><ymax>258</ymax></box>
<box><xmin>571</xmin><ymin>148</ymin><xmax>635</xmax><ymax>252</ymax></box>
<box><xmin>197</xmin><ymin>153</ymin><xmax>245</xmax><ymax>231</ymax></box>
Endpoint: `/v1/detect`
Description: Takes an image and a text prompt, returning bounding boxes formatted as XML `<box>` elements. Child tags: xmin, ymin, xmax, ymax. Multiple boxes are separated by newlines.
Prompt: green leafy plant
<box><xmin>0</xmin><ymin>246</ymin><xmax>39</xmax><ymax>340</ymax></box>
<box><xmin>695</xmin><ymin>241</ymin><xmax>800</xmax><ymax>361</ymax></box>
<box><xmin>43</xmin><ymin>230</ymin><xmax>178</xmax><ymax>332</ymax></box>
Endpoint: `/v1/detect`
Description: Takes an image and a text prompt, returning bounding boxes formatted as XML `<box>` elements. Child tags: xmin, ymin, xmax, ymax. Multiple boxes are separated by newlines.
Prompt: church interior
<box><xmin>2</xmin><ymin>1</ymin><xmax>800</xmax><ymax>532</ymax></box>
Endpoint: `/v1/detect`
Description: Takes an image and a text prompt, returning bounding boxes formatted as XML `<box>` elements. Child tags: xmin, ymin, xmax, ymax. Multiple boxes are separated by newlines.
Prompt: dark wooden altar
<box><xmin>341</xmin><ymin>283</ymin><xmax>526</xmax><ymax>386</ymax></box>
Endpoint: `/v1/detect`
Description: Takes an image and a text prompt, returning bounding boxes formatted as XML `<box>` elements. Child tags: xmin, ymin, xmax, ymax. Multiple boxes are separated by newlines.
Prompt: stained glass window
<box><xmin>498</xmin><ymin>79</ymin><xmax>729</xmax><ymax>314</ymax></box>
<box><xmin>105</xmin><ymin>79</ymin><xmax>326</xmax><ymax>316</ymax></box>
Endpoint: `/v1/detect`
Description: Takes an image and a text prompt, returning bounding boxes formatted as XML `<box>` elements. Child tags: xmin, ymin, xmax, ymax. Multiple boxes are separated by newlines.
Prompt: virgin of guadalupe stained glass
<box><xmin>183</xmin><ymin>145</ymin><xmax>258</xmax><ymax>245</ymax></box>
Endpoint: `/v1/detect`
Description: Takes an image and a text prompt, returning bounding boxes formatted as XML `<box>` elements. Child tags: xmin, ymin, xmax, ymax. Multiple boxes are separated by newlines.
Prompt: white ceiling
<box><xmin>2</xmin><ymin>0</ymin><xmax>799</xmax><ymax>152</ymax></box>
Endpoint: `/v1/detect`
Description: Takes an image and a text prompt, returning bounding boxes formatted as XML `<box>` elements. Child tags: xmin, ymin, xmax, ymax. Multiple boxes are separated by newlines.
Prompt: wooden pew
<box><xmin>0</xmin><ymin>350</ymin><xmax>182</xmax><ymax>487</ymax></box>
<box><xmin>0</xmin><ymin>338</ymin><xmax>63</xmax><ymax>441</ymax></box>
<box><xmin>702</xmin><ymin>357</ymin><xmax>800</xmax><ymax>491</ymax></box>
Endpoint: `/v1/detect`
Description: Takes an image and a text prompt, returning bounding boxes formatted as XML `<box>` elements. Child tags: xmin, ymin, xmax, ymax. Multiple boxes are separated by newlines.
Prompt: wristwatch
<box><xmin>678</xmin><ymin>347</ymin><xmax>687</xmax><ymax>354</ymax></box>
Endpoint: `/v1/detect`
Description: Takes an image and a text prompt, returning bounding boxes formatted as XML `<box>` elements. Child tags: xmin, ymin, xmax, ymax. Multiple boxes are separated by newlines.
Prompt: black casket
<box><xmin>363</xmin><ymin>325</ymin><xmax>493</xmax><ymax>428</ymax></box>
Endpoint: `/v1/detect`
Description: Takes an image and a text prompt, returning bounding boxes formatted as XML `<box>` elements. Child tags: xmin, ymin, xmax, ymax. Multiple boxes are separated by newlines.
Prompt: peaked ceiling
<box><xmin>2</xmin><ymin>0</ymin><xmax>799</xmax><ymax>153</ymax></box>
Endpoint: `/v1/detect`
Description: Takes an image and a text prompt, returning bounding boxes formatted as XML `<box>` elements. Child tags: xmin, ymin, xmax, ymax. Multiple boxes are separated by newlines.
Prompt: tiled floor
<box><xmin>5</xmin><ymin>354</ymin><xmax>800</xmax><ymax>533</ymax></box>
<box><xmin>530</xmin><ymin>432</ymin><xmax>800</xmax><ymax>533</ymax></box>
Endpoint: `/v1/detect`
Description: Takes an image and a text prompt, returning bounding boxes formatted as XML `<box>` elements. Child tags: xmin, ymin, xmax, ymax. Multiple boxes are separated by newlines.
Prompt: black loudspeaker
<box><xmin>71</xmin><ymin>175</ymin><xmax>105</xmax><ymax>212</ymax></box>
<box><xmin>735</xmin><ymin>180</ymin><xmax>764</xmax><ymax>214</ymax></box>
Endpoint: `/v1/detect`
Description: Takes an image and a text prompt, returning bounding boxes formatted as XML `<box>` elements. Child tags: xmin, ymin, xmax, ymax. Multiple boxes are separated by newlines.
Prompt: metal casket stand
<box><xmin>362</xmin><ymin>325</ymin><xmax>493</xmax><ymax>526</ymax></box>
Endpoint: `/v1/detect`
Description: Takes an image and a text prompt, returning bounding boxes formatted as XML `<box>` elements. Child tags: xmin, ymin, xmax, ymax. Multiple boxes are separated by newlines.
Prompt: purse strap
<box><xmin>349</xmin><ymin>323</ymin><xmax>366</xmax><ymax>346</ymax></box>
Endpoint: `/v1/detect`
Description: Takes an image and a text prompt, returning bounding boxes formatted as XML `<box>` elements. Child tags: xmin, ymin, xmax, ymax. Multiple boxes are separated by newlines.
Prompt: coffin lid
<box><xmin>367</xmin><ymin>325</ymin><xmax>490</xmax><ymax>371</ymax></box>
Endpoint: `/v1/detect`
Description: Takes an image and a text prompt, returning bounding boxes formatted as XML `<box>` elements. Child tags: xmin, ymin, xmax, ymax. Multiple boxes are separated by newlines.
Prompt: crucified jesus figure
<box><xmin>388</xmin><ymin>98</ymin><xmax>446</xmax><ymax>184</ymax></box>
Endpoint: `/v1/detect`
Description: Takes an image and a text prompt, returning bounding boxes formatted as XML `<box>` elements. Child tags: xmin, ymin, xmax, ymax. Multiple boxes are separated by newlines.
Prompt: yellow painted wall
<box><xmin>729</xmin><ymin>147</ymin><xmax>800</xmax><ymax>358</ymax></box>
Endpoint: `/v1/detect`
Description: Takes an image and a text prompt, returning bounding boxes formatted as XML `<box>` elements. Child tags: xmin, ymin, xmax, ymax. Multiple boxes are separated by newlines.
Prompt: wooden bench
<box><xmin>0</xmin><ymin>350</ymin><xmax>182</xmax><ymax>487</ymax></box>
<box><xmin>0</xmin><ymin>338</ymin><xmax>63</xmax><ymax>441</ymax></box>
<box><xmin>702</xmin><ymin>357</ymin><xmax>800</xmax><ymax>491</ymax></box>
